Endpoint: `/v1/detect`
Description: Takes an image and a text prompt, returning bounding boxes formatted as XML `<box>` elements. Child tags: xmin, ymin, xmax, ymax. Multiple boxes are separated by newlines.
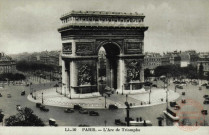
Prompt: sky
<box><xmin>0</xmin><ymin>0</ymin><xmax>209</xmax><ymax>54</ymax></box>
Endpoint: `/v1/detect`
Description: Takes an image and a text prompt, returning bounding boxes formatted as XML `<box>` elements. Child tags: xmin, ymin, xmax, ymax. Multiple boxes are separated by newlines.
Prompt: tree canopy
<box><xmin>5</xmin><ymin>107</ymin><xmax>45</xmax><ymax>126</ymax></box>
<box><xmin>16</xmin><ymin>60</ymin><xmax>55</xmax><ymax>72</ymax></box>
<box><xmin>0</xmin><ymin>73</ymin><xmax>26</xmax><ymax>81</ymax></box>
<box><xmin>154</xmin><ymin>64</ymin><xmax>198</xmax><ymax>79</ymax></box>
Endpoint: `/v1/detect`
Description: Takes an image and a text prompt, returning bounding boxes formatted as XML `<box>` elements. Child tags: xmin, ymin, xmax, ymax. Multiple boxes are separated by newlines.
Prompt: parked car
<box><xmin>0</xmin><ymin>93</ymin><xmax>2</xmax><ymax>97</ymax></box>
<box><xmin>79</xmin><ymin>109</ymin><xmax>88</xmax><ymax>114</ymax></box>
<box><xmin>144</xmin><ymin>82</ymin><xmax>152</xmax><ymax>86</ymax></box>
<box><xmin>203</xmin><ymin>95</ymin><xmax>209</xmax><ymax>98</ymax></box>
<box><xmin>152</xmin><ymin>84</ymin><xmax>157</xmax><ymax>87</ymax></box>
<box><xmin>173</xmin><ymin>81</ymin><xmax>180</xmax><ymax>84</ymax></box>
<box><xmin>176</xmin><ymin>85</ymin><xmax>183</xmax><ymax>89</ymax></box>
<box><xmin>40</xmin><ymin>105</ymin><xmax>49</xmax><ymax>112</ymax></box>
<box><xmin>64</xmin><ymin>108</ymin><xmax>74</xmax><ymax>113</ymax></box>
<box><xmin>125</xmin><ymin>117</ymin><xmax>134</xmax><ymax>122</ymax></box>
<box><xmin>49</xmin><ymin>118</ymin><xmax>58</xmax><ymax>126</ymax></box>
<box><xmin>21</xmin><ymin>91</ymin><xmax>25</xmax><ymax>96</ymax></box>
<box><xmin>109</xmin><ymin>104</ymin><xmax>118</xmax><ymax>110</ymax></box>
<box><xmin>36</xmin><ymin>103</ymin><xmax>42</xmax><ymax>108</ymax></box>
<box><xmin>203</xmin><ymin>100</ymin><xmax>209</xmax><ymax>104</ymax></box>
<box><xmin>74</xmin><ymin>105</ymin><xmax>82</xmax><ymax>110</ymax></box>
<box><xmin>182</xmin><ymin>99</ymin><xmax>186</xmax><ymax>104</ymax></box>
<box><xmin>115</xmin><ymin>119</ymin><xmax>126</xmax><ymax>126</ymax></box>
<box><xmin>192</xmin><ymin>82</ymin><xmax>198</xmax><ymax>85</ymax></box>
<box><xmin>170</xmin><ymin>101</ymin><xmax>177</xmax><ymax>107</ymax></box>
<box><xmin>201</xmin><ymin>110</ymin><xmax>208</xmax><ymax>115</ymax></box>
<box><xmin>201</xmin><ymin>83</ymin><xmax>207</xmax><ymax>86</ymax></box>
<box><xmin>89</xmin><ymin>111</ymin><xmax>99</xmax><ymax>116</ymax></box>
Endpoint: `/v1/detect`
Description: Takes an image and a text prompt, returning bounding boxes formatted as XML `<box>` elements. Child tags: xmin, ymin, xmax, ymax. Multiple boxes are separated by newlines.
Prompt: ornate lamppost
<box><xmin>122</xmin><ymin>84</ymin><xmax>124</xmax><ymax>95</ymax></box>
<box><xmin>126</xmin><ymin>94</ymin><xmax>128</xmax><ymax>102</ymax></box>
<box><xmin>149</xmin><ymin>86</ymin><xmax>151</xmax><ymax>104</ymax></box>
<box><xmin>105</xmin><ymin>96</ymin><xmax>107</xmax><ymax>108</ymax></box>
<box><xmin>42</xmin><ymin>92</ymin><xmax>44</xmax><ymax>104</ymax></box>
<box><xmin>125</xmin><ymin>102</ymin><xmax>131</xmax><ymax>126</ymax></box>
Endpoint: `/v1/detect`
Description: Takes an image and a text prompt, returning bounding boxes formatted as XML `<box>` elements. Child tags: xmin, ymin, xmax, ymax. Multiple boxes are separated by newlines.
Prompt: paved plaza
<box><xmin>1</xmin><ymin>79</ymin><xmax>209</xmax><ymax>126</ymax></box>
<box><xmin>28</xmin><ymin>86</ymin><xmax>180</xmax><ymax>109</ymax></box>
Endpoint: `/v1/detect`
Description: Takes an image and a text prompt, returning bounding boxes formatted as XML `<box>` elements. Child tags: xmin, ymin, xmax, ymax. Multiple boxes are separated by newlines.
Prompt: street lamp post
<box><xmin>31</xmin><ymin>88</ymin><xmax>33</xmax><ymax>98</ymax></box>
<box><xmin>122</xmin><ymin>84</ymin><xmax>124</xmax><ymax>95</ymax></box>
<box><xmin>149</xmin><ymin>86</ymin><xmax>152</xmax><ymax>104</ymax></box>
<box><xmin>125</xmin><ymin>102</ymin><xmax>130</xmax><ymax>127</ymax></box>
<box><xmin>105</xmin><ymin>96</ymin><xmax>107</xmax><ymax>108</ymax></box>
<box><xmin>126</xmin><ymin>94</ymin><xmax>128</xmax><ymax>102</ymax></box>
<box><xmin>166</xmin><ymin>88</ymin><xmax>168</xmax><ymax>109</ymax></box>
<box><xmin>34</xmin><ymin>89</ymin><xmax>36</xmax><ymax>100</ymax></box>
<box><xmin>42</xmin><ymin>92</ymin><xmax>44</xmax><ymax>104</ymax></box>
<box><xmin>104</xmin><ymin>120</ymin><xmax>107</xmax><ymax>126</ymax></box>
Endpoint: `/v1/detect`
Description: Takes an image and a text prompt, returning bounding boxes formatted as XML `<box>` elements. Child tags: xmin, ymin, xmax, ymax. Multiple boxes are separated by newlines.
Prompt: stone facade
<box><xmin>58</xmin><ymin>11</ymin><xmax>148</xmax><ymax>98</ymax></box>
<box><xmin>144</xmin><ymin>52</ymin><xmax>162</xmax><ymax>70</ymax></box>
<box><xmin>0</xmin><ymin>52</ymin><xmax>16</xmax><ymax>74</ymax></box>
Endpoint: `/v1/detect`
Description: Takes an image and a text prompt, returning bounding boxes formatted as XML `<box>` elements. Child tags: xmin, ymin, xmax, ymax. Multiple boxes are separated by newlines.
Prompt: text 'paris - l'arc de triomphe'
<box><xmin>58</xmin><ymin>11</ymin><xmax>148</xmax><ymax>99</ymax></box>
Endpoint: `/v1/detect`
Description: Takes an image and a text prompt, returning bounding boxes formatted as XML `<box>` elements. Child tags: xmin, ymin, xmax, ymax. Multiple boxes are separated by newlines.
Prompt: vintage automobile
<box><xmin>203</xmin><ymin>100</ymin><xmax>209</xmax><ymax>104</ymax></box>
<box><xmin>89</xmin><ymin>111</ymin><xmax>99</xmax><ymax>116</ymax></box>
<box><xmin>49</xmin><ymin>118</ymin><xmax>58</xmax><ymax>126</ymax></box>
<box><xmin>109</xmin><ymin>104</ymin><xmax>118</xmax><ymax>110</ymax></box>
<box><xmin>36</xmin><ymin>103</ymin><xmax>42</xmax><ymax>108</ymax></box>
<box><xmin>176</xmin><ymin>85</ymin><xmax>183</xmax><ymax>89</ymax></box>
<box><xmin>152</xmin><ymin>84</ymin><xmax>157</xmax><ymax>87</ymax></box>
<box><xmin>170</xmin><ymin>101</ymin><xmax>177</xmax><ymax>107</ymax></box>
<box><xmin>201</xmin><ymin>110</ymin><xmax>208</xmax><ymax>115</ymax></box>
<box><xmin>115</xmin><ymin>119</ymin><xmax>126</xmax><ymax>126</ymax></box>
<box><xmin>201</xmin><ymin>83</ymin><xmax>207</xmax><ymax>86</ymax></box>
<box><xmin>203</xmin><ymin>95</ymin><xmax>209</xmax><ymax>98</ymax></box>
<box><xmin>144</xmin><ymin>82</ymin><xmax>152</xmax><ymax>86</ymax></box>
<box><xmin>74</xmin><ymin>105</ymin><xmax>82</xmax><ymax>110</ymax></box>
<box><xmin>21</xmin><ymin>91</ymin><xmax>25</xmax><ymax>96</ymax></box>
<box><xmin>182</xmin><ymin>98</ymin><xmax>186</xmax><ymax>104</ymax></box>
<box><xmin>79</xmin><ymin>109</ymin><xmax>88</xmax><ymax>114</ymax></box>
<box><xmin>40</xmin><ymin>105</ymin><xmax>49</xmax><ymax>112</ymax></box>
<box><xmin>64</xmin><ymin>108</ymin><xmax>74</xmax><ymax>113</ymax></box>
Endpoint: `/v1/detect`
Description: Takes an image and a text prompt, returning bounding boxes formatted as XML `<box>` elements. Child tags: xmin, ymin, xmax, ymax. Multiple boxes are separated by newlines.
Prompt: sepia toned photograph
<box><xmin>0</xmin><ymin>0</ymin><xmax>209</xmax><ymax>134</ymax></box>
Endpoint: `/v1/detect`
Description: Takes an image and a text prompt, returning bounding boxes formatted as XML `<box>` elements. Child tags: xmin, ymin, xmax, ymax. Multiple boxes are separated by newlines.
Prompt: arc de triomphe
<box><xmin>58</xmin><ymin>11</ymin><xmax>148</xmax><ymax>98</ymax></box>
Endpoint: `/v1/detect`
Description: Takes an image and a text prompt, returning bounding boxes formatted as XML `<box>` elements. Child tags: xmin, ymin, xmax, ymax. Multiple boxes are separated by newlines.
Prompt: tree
<box><xmin>206</xmin><ymin>72</ymin><xmax>209</xmax><ymax>83</ymax></box>
<box><xmin>198</xmin><ymin>62</ymin><xmax>204</xmax><ymax>80</ymax></box>
<box><xmin>144</xmin><ymin>68</ymin><xmax>151</xmax><ymax>80</ymax></box>
<box><xmin>5</xmin><ymin>107</ymin><xmax>45</xmax><ymax>126</ymax></box>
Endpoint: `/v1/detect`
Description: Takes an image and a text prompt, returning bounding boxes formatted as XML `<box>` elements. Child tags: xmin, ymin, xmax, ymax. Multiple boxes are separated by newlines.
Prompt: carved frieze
<box><xmin>125</xmin><ymin>39</ymin><xmax>143</xmax><ymax>54</ymax></box>
<box><xmin>77</xmin><ymin>61</ymin><xmax>96</xmax><ymax>86</ymax></box>
<box><xmin>78</xmin><ymin>64</ymin><xmax>92</xmax><ymax>85</ymax></box>
<box><xmin>76</xmin><ymin>42</ymin><xmax>95</xmax><ymax>55</ymax></box>
<box><xmin>125</xmin><ymin>59</ymin><xmax>142</xmax><ymax>82</ymax></box>
<box><xmin>62</xmin><ymin>43</ymin><xmax>72</xmax><ymax>54</ymax></box>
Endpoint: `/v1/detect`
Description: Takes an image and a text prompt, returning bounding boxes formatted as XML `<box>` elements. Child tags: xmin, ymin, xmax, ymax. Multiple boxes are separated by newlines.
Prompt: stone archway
<box><xmin>58</xmin><ymin>11</ymin><xmax>148</xmax><ymax>98</ymax></box>
<box><xmin>97</xmin><ymin>42</ymin><xmax>121</xmax><ymax>93</ymax></box>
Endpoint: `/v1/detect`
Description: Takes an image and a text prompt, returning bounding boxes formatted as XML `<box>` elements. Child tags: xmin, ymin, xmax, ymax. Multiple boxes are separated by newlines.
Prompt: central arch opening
<box><xmin>97</xmin><ymin>43</ymin><xmax>121</xmax><ymax>94</ymax></box>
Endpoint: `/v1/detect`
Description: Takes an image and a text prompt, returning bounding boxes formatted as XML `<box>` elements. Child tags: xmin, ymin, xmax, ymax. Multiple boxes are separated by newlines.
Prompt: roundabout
<box><xmin>27</xmin><ymin>87</ymin><xmax>180</xmax><ymax>109</ymax></box>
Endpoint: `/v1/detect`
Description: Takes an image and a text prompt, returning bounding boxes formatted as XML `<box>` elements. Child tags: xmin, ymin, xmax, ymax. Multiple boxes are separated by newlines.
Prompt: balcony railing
<box><xmin>60</xmin><ymin>20</ymin><xmax>145</xmax><ymax>28</ymax></box>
